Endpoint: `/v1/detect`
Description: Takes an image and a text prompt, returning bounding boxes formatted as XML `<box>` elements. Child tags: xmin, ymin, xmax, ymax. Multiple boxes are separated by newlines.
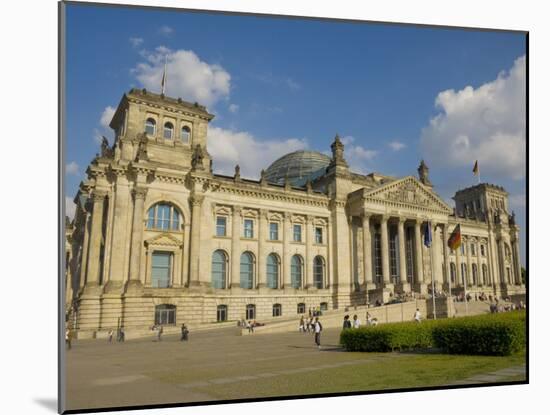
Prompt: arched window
<box><xmin>482</xmin><ymin>264</ymin><xmax>488</xmax><ymax>285</ymax></box>
<box><xmin>240</xmin><ymin>252</ymin><xmax>254</xmax><ymax>289</ymax></box>
<box><xmin>145</xmin><ymin>118</ymin><xmax>156</xmax><ymax>135</ymax></box>
<box><xmin>163</xmin><ymin>122</ymin><xmax>174</xmax><ymax>139</ymax></box>
<box><xmin>266</xmin><ymin>253</ymin><xmax>280</xmax><ymax>289</ymax></box>
<box><xmin>147</xmin><ymin>203</ymin><xmax>181</xmax><ymax>231</ymax></box>
<box><xmin>155</xmin><ymin>304</ymin><xmax>176</xmax><ymax>325</ymax></box>
<box><xmin>217</xmin><ymin>305</ymin><xmax>228</xmax><ymax>322</ymax></box>
<box><xmin>472</xmin><ymin>264</ymin><xmax>478</xmax><ymax>285</ymax></box>
<box><xmin>181</xmin><ymin>125</ymin><xmax>191</xmax><ymax>143</ymax></box>
<box><xmin>246</xmin><ymin>304</ymin><xmax>256</xmax><ymax>320</ymax></box>
<box><xmin>290</xmin><ymin>255</ymin><xmax>303</xmax><ymax>289</ymax></box>
<box><xmin>313</xmin><ymin>256</ymin><xmax>325</xmax><ymax>289</ymax></box>
<box><xmin>450</xmin><ymin>262</ymin><xmax>456</xmax><ymax>283</ymax></box>
<box><xmin>212</xmin><ymin>250</ymin><xmax>227</xmax><ymax>289</ymax></box>
<box><xmin>272</xmin><ymin>303</ymin><xmax>282</xmax><ymax>317</ymax></box>
<box><xmin>297</xmin><ymin>303</ymin><xmax>306</xmax><ymax>314</ymax></box>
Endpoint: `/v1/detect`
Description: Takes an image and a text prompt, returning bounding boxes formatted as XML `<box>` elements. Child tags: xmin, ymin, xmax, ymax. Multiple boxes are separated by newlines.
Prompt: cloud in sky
<box><xmin>421</xmin><ymin>55</ymin><xmax>526</xmax><ymax>181</ymax></box>
<box><xmin>66</xmin><ymin>161</ymin><xmax>79</xmax><ymax>176</ymax></box>
<box><xmin>133</xmin><ymin>47</ymin><xmax>231</xmax><ymax>108</ymax></box>
<box><xmin>388</xmin><ymin>141</ymin><xmax>406</xmax><ymax>151</ymax></box>
<box><xmin>158</xmin><ymin>25</ymin><xmax>174</xmax><ymax>36</ymax></box>
<box><xmin>129</xmin><ymin>37</ymin><xmax>144</xmax><ymax>48</ymax></box>
<box><xmin>341</xmin><ymin>136</ymin><xmax>378</xmax><ymax>174</ymax></box>
<box><xmin>228</xmin><ymin>103</ymin><xmax>239</xmax><ymax>113</ymax></box>
<box><xmin>207</xmin><ymin>126</ymin><xmax>308</xmax><ymax>178</ymax></box>
<box><xmin>100</xmin><ymin>106</ymin><xmax>116</xmax><ymax>129</ymax></box>
<box><xmin>65</xmin><ymin>196</ymin><xmax>76</xmax><ymax>220</ymax></box>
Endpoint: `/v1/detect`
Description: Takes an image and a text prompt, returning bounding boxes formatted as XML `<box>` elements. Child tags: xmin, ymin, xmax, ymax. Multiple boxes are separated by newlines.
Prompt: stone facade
<box><xmin>65</xmin><ymin>88</ymin><xmax>524</xmax><ymax>337</ymax></box>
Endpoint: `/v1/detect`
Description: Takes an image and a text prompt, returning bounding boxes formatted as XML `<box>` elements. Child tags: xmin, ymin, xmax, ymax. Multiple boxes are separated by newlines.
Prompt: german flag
<box><xmin>447</xmin><ymin>224</ymin><xmax>461</xmax><ymax>250</ymax></box>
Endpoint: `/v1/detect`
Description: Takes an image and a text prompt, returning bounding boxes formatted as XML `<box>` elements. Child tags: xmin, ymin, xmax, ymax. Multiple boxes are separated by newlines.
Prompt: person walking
<box><xmin>108</xmin><ymin>329</ymin><xmax>113</xmax><ymax>343</ymax></box>
<box><xmin>353</xmin><ymin>314</ymin><xmax>361</xmax><ymax>328</ymax></box>
<box><xmin>65</xmin><ymin>328</ymin><xmax>72</xmax><ymax>350</ymax></box>
<box><xmin>343</xmin><ymin>315</ymin><xmax>352</xmax><ymax>329</ymax></box>
<box><xmin>414</xmin><ymin>308</ymin><xmax>422</xmax><ymax>323</ymax></box>
<box><xmin>314</xmin><ymin>317</ymin><xmax>323</xmax><ymax>349</ymax></box>
<box><xmin>118</xmin><ymin>326</ymin><xmax>125</xmax><ymax>342</ymax></box>
<box><xmin>157</xmin><ymin>325</ymin><xmax>163</xmax><ymax>341</ymax></box>
<box><xmin>181</xmin><ymin>324</ymin><xmax>189</xmax><ymax>341</ymax></box>
<box><xmin>299</xmin><ymin>316</ymin><xmax>305</xmax><ymax>333</ymax></box>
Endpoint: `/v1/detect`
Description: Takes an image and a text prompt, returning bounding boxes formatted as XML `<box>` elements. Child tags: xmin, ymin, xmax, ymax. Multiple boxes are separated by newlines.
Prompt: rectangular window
<box><xmin>244</xmin><ymin>219</ymin><xmax>254</xmax><ymax>238</ymax></box>
<box><xmin>272</xmin><ymin>304</ymin><xmax>282</xmax><ymax>317</ymax></box>
<box><xmin>297</xmin><ymin>303</ymin><xmax>306</xmax><ymax>314</ymax></box>
<box><xmin>270</xmin><ymin>222</ymin><xmax>279</xmax><ymax>240</ymax></box>
<box><xmin>216</xmin><ymin>216</ymin><xmax>227</xmax><ymax>237</ymax></box>
<box><xmin>217</xmin><ymin>305</ymin><xmax>227</xmax><ymax>322</ymax></box>
<box><xmin>151</xmin><ymin>252</ymin><xmax>171</xmax><ymax>288</ymax></box>
<box><xmin>460</xmin><ymin>244</ymin><xmax>465</xmax><ymax>255</ymax></box>
<box><xmin>481</xmin><ymin>245</ymin><xmax>486</xmax><ymax>256</ymax></box>
<box><xmin>471</xmin><ymin>243</ymin><xmax>476</xmax><ymax>256</ymax></box>
<box><xmin>293</xmin><ymin>224</ymin><xmax>302</xmax><ymax>242</ymax></box>
<box><xmin>315</xmin><ymin>227</ymin><xmax>323</xmax><ymax>244</ymax></box>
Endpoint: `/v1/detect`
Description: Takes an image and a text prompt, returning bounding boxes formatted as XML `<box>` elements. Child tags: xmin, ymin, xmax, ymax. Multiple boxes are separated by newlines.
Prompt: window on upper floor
<box><xmin>181</xmin><ymin>126</ymin><xmax>191</xmax><ymax>143</ymax></box>
<box><xmin>147</xmin><ymin>203</ymin><xmax>180</xmax><ymax>231</ymax></box>
<box><xmin>480</xmin><ymin>244</ymin><xmax>486</xmax><ymax>256</ymax></box>
<box><xmin>244</xmin><ymin>219</ymin><xmax>254</xmax><ymax>238</ymax></box>
<box><xmin>145</xmin><ymin>118</ymin><xmax>156</xmax><ymax>135</ymax></box>
<box><xmin>471</xmin><ymin>243</ymin><xmax>476</xmax><ymax>256</ymax></box>
<box><xmin>315</xmin><ymin>227</ymin><xmax>323</xmax><ymax>244</ymax></box>
<box><xmin>163</xmin><ymin>122</ymin><xmax>174</xmax><ymax>139</ymax></box>
<box><xmin>293</xmin><ymin>224</ymin><xmax>302</xmax><ymax>242</ymax></box>
<box><xmin>269</xmin><ymin>222</ymin><xmax>279</xmax><ymax>240</ymax></box>
<box><xmin>216</xmin><ymin>216</ymin><xmax>227</xmax><ymax>237</ymax></box>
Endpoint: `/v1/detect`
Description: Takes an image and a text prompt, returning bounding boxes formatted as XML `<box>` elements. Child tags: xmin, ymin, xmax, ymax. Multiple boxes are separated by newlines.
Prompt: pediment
<box><xmin>363</xmin><ymin>176</ymin><xmax>452</xmax><ymax>213</ymax></box>
<box><xmin>145</xmin><ymin>233</ymin><xmax>183</xmax><ymax>247</ymax></box>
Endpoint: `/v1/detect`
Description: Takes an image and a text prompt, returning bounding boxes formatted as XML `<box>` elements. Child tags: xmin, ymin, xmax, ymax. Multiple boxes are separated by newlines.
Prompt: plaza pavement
<box><xmin>65</xmin><ymin>325</ymin><xmax>525</xmax><ymax>411</ymax></box>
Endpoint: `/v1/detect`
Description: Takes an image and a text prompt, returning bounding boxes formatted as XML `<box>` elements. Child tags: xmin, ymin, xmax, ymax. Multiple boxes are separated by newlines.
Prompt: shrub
<box><xmin>340</xmin><ymin>311</ymin><xmax>526</xmax><ymax>356</ymax></box>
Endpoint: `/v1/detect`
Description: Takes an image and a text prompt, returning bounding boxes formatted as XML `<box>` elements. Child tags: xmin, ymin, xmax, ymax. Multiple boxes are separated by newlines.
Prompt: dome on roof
<box><xmin>264</xmin><ymin>150</ymin><xmax>331</xmax><ymax>186</ymax></box>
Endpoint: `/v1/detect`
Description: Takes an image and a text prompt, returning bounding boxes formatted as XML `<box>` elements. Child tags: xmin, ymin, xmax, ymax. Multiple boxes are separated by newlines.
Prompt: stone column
<box><xmin>414</xmin><ymin>219</ymin><xmax>426</xmax><ymax>293</ymax></box>
<box><xmin>397</xmin><ymin>218</ymin><xmax>409</xmax><ymax>292</ymax></box>
<box><xmin>126</xmin><ymin>187</ymin><xmax>147</xmax><ymax>291</ymax></box>
<box><xmin>362</xmin><ymin>212</ymin><xmax>374</xmax><ymax>289</ymax></box>
<box><xmin>182</xmin><ymin>223</ymin><xmax>191</xmax><ymax>286</ymax></box>
<box><xmin>512</xmin><ymin>234</ymin><xmax>522</xmax><ymax>286</ymax></box>
<box><xmin>85</xmin><ymin>190</ymin><xmax>107</xmax><ymax>289</ymax></box>
<box><xmin>258</xmin><ymin>209</ymin><xmax>268</xmax><ymax>288</ymax></box>
<box><xmin>188</xmin><ymin>194</ymin><xmax>204</xmax><ymax>287</ymax></box>
<box><xmin>79</xmin><ymin>207</ymin><xmax>91</xmax><ymax>290</ymax></box>
<box><xmin>465</xmin><ymin>236</ymin><xmax>472</xmax><ymax>287</ymax></box>
<box><xmin>380</xmin><ymin>215</ymin><xmax>392</xmax><ymax>289</ymax></box>
<box><xmin>283</xmin><ymin>212</ymin><xmax>292</xmax><ymax>288</ymax></box>
<box><xmin>305</xmin><ymin>215</ymin><xmax>314</xmax><ymax>288</ymax></box>
<box><xmin>231</xmin><ymin>206</ymin><xmax>242</xmax><ymax>288</ymax></box>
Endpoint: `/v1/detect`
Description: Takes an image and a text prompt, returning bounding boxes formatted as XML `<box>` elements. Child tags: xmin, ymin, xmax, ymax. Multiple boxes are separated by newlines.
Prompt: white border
<box><xmin>1</xmin><ymin>1</ymin><xmax>546</xmax><ymax>414</ymax></box>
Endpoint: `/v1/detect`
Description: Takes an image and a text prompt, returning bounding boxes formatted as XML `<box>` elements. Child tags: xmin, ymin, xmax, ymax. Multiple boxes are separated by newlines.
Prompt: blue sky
<box><xmin>64</xmin><ymin>3</ymin><xmax>526</xmax><ymax>263</ymax></box>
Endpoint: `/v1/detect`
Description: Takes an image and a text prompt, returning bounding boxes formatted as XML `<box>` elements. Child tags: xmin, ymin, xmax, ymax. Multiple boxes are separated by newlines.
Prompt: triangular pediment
<box><xmin>145</xmin><ymin>233</ymin><xmax>183</xmax><ymax>247</ymax></box>
<box><xmin>363</xmin><ymin>176</ymin><xmax>452</xmax><ymax>213</ymax></box>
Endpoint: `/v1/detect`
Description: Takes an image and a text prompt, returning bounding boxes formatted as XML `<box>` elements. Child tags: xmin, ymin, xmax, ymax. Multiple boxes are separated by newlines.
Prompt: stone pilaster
<box><xmin>397</xmin><ymin>217</ymin><xmax>410</xmax><ymax>292</ymax></box>
<box><xmin>84</xmin><ymin>190</ymin><xmax>107</xmax><ymax>292</ymax></box>
<box><xmin>258</xmin><ymin>209</ymin><xmax>268</xmax><ymax>288</ymax></box>
<box><xmin>230</xmin><ymin>205</ymin><xmax>242</xmax><ymax>288</ymax></box>
<box><xmin>125</xmin><ymin>187</ymin><xmax>147</xmax><ymax>293</ymax></box>
<box><xmin>380</xmin><ymin>215</ymin><xmax>393</xmax><ymax>290</ymax></box>
<box><xmin>283</xmin><ymin>212</ymin><xmax>292</xmax><ymax>288</ymax></box>
<box><xmin>188</xmin><ymin>194</ymin><xmax>204</xmax><ymax>287</ymax></box>
<box><xmin>362</xmin><ymin>212</ymin><xmax>375</xmax><ymax>290</ymax></box>
<box><xmin>305</xmin><ymin>215</ymin><xmax>314</xmax><ymax>288</ymax></box>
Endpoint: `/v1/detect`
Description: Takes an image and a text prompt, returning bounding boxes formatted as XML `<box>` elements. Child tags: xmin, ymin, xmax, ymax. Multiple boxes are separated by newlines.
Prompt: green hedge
<box><xmin>340</xmin><ymin>311</ymin><xmax>525</xmax><ymax>356</ymax></box>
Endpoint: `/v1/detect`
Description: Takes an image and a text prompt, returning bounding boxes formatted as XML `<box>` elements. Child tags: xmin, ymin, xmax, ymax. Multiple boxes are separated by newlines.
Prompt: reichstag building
<box><xmin>65</xmin><ymin>89</ymin><xmax>524</xmax><ymax>337</ymax></box>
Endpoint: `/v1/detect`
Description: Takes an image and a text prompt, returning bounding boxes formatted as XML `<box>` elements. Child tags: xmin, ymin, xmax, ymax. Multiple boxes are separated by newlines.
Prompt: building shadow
<box><xmin>34</xmin><ymin>398</ymin><xmax>57</xmax><ymax>413</ymax></box>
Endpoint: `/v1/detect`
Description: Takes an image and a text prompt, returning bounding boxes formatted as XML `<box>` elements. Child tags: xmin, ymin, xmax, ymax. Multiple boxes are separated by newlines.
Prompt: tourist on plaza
<box><xmin>65</xmin><ymin>328</ymin><xmax>72</xmax><ymax>350</ymax></box>
<box><xmin>118</xmin><ymin>327</ymin><xmax>125</xmax><ymax>342</ymax></box>
<box><xmin>108</xmin><ymin>329</ymin><xmax>113</xmax><ymax>343</ymax></box>
<box><xmin>414</xmin><ymin>308</ymin><xmax>422</xmax><ymax>323</ymax></box>
<box><xmin>343</xmin><ymin>315</ymin><xmax>352</xmax><ymax>329</ymax></box>
<box><xmin>181</xmin><ymin>323</ymin><xmax>189</xmax><ymax>341</ymax></box>
<box><xmin>314</xmin><ymin>317</ymin><xmax>323</xmax><ymax>349</ymax></box>
<box><xmin>353</xmin><ymin>314</ymin><xmax>361</xmax><ymax>328</ymax></box>
<box><xmin>247</xmin><ymin>320</ymin><xmax>254</xmax><ymax>333</ymax></box>
<box><xmin>157</xmin><ymin>325</ymin><xmax>163</xmax><ymax>341</ymax></box>
<box><xmin>299</xmin><ymin>316</ymin><xmax>305</xmax><ymax>333</ymax></box>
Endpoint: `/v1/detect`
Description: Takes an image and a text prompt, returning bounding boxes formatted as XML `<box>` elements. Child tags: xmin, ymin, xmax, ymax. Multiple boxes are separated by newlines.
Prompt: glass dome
<box><xmin>264</xmin><ymin>150</ymin><xmax>331</xmax><ymax>186</ymax></box>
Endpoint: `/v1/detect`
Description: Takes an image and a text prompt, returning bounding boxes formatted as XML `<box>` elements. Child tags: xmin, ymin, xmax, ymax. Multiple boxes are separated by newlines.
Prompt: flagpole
<box><xmin>461</xmin><ymin>244</ymin><xmax>468</xmax><ymax>316</ymax></box>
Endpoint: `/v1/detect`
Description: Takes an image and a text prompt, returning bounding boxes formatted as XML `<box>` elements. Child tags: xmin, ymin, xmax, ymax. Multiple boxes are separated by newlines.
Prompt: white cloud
<box><xmin>65</xmin><ymin>197</ymin><xmax>76</xmax><ymax>220</ymax></box>
<box><xmin>100</xmin><ymin>106</ymin><xmax>116</xmax><ymax>129</ymax></box>
<box><xmin>93</xmin><ymin>128</ymin><xmax>103</xmax><ymax>145</ymax></box>
<box><xmin>228</xmin><ymin>103</ymin><xmax>239</xmax><ymax>114</ymax></box>
<box><xmin>340</xmin><ymin>136</ymin><xmax>378</xmax><ymax>174</ymax></box>
<box><xmin>388</xmin><ymin>141</ymin><xmax>406</xmax><ymax>151</ymax></box>
<box><xmin>509</xmin><ymin>193</ymin><xmax>526</xmax><ymax>210</ymax></box>
<box><xmin>132</xmin><ymin>47</ymin><xmax>231</xmax><ymax>108</ymax></box>
<box><xmin>159</xmin><ymin>26</ymin><xmax>174</xmax><ymax>36</ymax></box>
<box><xmin>208</xmin><ymin>126</ymin><xmax>308</xmax><ymax>178</ymax></box>
<box><xmin>66</xmin><ymin>161</ymin><xmax>79</xmax><ymax>176</ymax></box>
<box><xmin>286</xmin><ymin>78</ymin><xmax>301</xmax><ymax>91</ymax></box>
<box><xmin>421</xmin><ymin>55</ymin><xmax>526</xmax><ymax>180</ymax></box>
<box><xmin>129</xmin><ymin>37</ymin><xmax>144</xmax><ymax>48</ymax></box>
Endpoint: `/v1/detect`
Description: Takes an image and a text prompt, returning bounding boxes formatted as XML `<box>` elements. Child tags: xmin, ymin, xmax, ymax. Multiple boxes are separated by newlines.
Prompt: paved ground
<box><xmin>65</xmin><ymin>326</ymin><xmax>525</xmax><ymax>411</ymax></box>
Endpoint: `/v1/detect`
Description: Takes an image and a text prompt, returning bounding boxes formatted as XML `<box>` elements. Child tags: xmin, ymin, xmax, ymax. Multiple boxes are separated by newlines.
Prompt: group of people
<box><xmin>489</xmin><ymin>300</ymin><xmax>525</xmax><ymax>313</ymax></box>
<box><xmin>107</xmin><ymin>327</ymin><xmax>125</xmax><ymax>343</ymax></box>
<box><xmin>297</xmin><ymin>316</ymin><xmax>324</xmax><ymax>348</ymax></box>
<box><xmin>238</xmin><ymin>319</ymin><xmax>264</xmax><ymax>333</ymax></box>
<box><xmin>342</xmin><ymin>314</ymin><xmax>362</xmax><ymax>329</ymax></box>
<box><xmin>148</xmin><ymin>323</ymin><xmax>189</xmax><ymax>341</ymax></box>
